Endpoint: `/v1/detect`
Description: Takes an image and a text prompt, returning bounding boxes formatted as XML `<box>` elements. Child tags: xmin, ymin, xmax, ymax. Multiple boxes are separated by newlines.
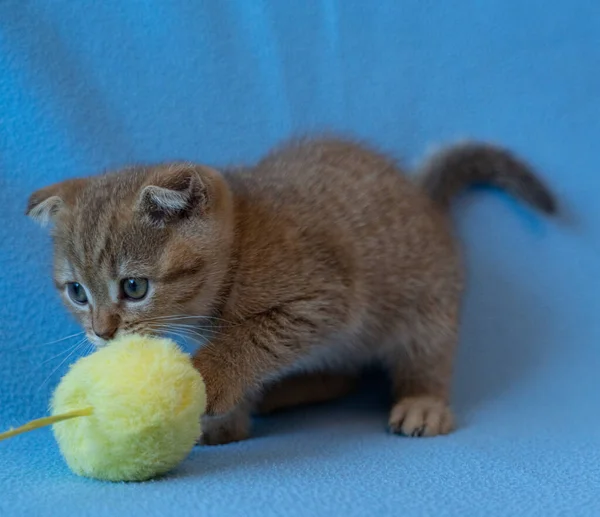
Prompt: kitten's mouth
<box><xmin>87</xmin><ymin>328</ymin><xmax>166</xmax><ymax>349</ymax></box>
<box><xmin>87</xmin><ymin>334</ymin><xmax>107</xmax><ymax>348</ymax></box>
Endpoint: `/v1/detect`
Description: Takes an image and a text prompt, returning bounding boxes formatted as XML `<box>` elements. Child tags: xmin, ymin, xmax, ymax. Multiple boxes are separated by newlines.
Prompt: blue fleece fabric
<box><xmin>1</xmin><ymin>1</ymin><xmax>599</xmax><ymax>516</ymax></box>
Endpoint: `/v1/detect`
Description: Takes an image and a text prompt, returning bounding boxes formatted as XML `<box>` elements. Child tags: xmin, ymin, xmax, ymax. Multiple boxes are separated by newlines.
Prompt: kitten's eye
<box><xmin>121</xmin><ymin>278</ymin><xmax>149</xmax><ymax>300</ymax></box>
<box><xmin>67</xmin><ymin>282</ymin><xmax>88</xmax><ymax>305</ymax></box>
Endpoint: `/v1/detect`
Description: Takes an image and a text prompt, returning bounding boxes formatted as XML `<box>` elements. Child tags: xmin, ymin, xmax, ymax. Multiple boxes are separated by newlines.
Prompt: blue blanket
<box><xmin>1</xmin><ymin>1</ymin><xmax>599</xmax><ymax>516</ymax></box>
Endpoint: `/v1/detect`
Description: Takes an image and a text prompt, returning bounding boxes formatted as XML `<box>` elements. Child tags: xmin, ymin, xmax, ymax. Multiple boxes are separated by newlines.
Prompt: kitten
<box><xmin>26</xmin><ymin>137</ymin><xmax>556</xmax><ymax>444</ymax></box>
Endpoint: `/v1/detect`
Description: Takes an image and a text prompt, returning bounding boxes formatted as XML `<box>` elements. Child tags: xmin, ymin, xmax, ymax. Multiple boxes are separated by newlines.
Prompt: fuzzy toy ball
<box><xmin>0</xmin><ymin>334</ymin><xmax>206</xmax><ymax>482</ymax></box>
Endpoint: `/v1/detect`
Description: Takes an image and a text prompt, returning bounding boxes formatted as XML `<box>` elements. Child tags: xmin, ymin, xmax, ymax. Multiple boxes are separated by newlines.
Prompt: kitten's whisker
<box><xmin>36</xmin><ymin>338</ymin><xmax>89</xmax><ymax>392</ymax></box>
<box><xmin>171</xmin><ymin>329</ymin><xmax>211</xmax><ymax>341</ymax></box>
<box><xmin>143</xmin><ymin>314</ymin><xmax>209</xmax><ymax>321</ymax></box>
<box><xmin>143</xmin><ymin>314</ymin><xmax>236</xmax><ymax>327</ymax></box>
<box><xmin>141</xmin><ymin>314</ymin><xmax>208</xmax><ymax>322</ymax></box>
<box><xmin>147</xmin><ymin>324</ymin><xmax>212</xmax><ymax>345</ymax></box>
<box><xmin>18</xmin><ymin>331</ymin><xmax>85</xmax><ymax>351</ymax></box>
<box><xmin>148</xmin><ymin>324</ymin><xmax>212</xmax><ymax>341</ymax></box>
<box><xmin>167</xmin><ymin>309</ymin><xmax>236</xmax><ymax>325</ymax></box>
<box><xmin>165</xmin><ymin>327</ymin><xmax>216</xmax><ymax>341</ymax></box>
<box><xmin>39</xmin><ymin>339</ymin><xmax>86</xmax><ymax>367</ymax></box>
<box><xmin>147</xmin><ymin>322</ymin><xmax>218</xmax><ymax>337</ymax></box>
<box><xmin>163</xmin><ymin>322</ymin><xmax>215</xmax><ymax>331</ymax></box>
<box><xmin>156</xmin><ymin>329</ymin><xmax>199</xmax><ymax>347</ymax></box>
<box><xmin>135</xmin><ymin>316</ymin><xmax>226</xmax><ymax>330</ymax></box>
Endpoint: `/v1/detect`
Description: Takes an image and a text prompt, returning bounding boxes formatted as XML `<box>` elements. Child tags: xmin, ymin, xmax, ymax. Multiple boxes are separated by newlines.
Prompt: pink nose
<box><xmin>92</xmin><ymin>312</ymin><xmax>120</xmax><ymax>340</ymax></box>
<box><xmin>94</xmin><ymin>326</ymin><xmax>117</xmax><ymax>340</ymax></box>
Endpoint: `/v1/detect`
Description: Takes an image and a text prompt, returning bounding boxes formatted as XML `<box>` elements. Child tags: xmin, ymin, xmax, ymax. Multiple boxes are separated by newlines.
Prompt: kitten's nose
<box><xmin>94</xmin><ymin>327</ymin><xmax>117</xmax><ymax>340</ymax></box>
<box><xmin>92</xmin><ymin>311</ymin><xmax>120</xmax><ymax>341</ymax></box>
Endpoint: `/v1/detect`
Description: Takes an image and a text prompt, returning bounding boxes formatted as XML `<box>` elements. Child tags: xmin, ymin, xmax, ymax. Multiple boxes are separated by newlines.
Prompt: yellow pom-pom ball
<box><xmin>50</xmin><ymin>334</ymin><xmax>206</xmax><ymax>482</ymax></box>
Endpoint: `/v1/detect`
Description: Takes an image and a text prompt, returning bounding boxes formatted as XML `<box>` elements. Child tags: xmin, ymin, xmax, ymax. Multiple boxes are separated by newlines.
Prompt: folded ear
<box><xmin>135</xmin><ymin>163</ymin><xmax>216</xmax><ymax>227</ymax></box>
<box><xmin>26</xmin><ymin>178</ymin><xmax>87</xmax><ymax>226</ymax></box>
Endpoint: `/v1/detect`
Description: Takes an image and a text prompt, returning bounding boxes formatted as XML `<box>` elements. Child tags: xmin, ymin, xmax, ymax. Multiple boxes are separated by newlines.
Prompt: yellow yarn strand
<box><xmin>0</xmin><ymin>407</ymin><xmax>94</xmax><ymax>442</ymax></box>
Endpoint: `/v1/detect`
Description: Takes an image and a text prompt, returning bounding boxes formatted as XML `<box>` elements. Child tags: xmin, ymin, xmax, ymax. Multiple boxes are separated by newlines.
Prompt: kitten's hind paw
<box><xmin>388</xmin><ymin>396</ymin><xmax>454</xmax><ymax>437</ymax></box>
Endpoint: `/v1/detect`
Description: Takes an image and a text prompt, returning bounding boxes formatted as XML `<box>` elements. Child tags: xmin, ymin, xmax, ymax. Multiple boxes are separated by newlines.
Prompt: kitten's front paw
<box><xmin>199</xmin><ymin>411</ymin><xmax>251</xmax><ymax>446</ymax></box>
<box><xmin>388</xmin><ymin>396</ymin><xmax>454</xmax><ymax>437</ymax></box>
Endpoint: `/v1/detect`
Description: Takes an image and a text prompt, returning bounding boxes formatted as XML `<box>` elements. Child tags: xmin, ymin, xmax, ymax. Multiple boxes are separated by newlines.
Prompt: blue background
<box><xmin>1</xmin><ymin>1</ymin><xmax>599</xmax><ymax>516</ymax></box>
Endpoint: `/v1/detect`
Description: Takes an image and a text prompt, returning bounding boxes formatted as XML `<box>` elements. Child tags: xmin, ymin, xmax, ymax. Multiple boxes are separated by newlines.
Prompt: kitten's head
<box><xmin>26</xmin><ymin>163</ymin><xmax>235</xmax><ymax>347</ymax></box>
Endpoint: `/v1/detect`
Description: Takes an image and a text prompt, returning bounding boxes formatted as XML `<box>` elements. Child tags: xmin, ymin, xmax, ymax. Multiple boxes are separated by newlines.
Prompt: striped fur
<box><xmin>27</xmin><ymin>137</ymin><xmax>556</xmax><ymax>444</ymax></box>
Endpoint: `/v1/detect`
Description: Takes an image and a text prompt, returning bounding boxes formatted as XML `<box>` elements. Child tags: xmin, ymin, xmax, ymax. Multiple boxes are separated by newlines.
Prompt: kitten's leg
<box><xmin>193</xmin><ymin>299</ymin><xmax>345</xmax><ymax>419</ymax></box>
<box><xmin>199</xmin><ymin>374</ymin><xmax>356</xmax><ymax>445</ymax></box>
<box><xmin>256</xmin><ymin>372</ymin><xmax>357</xmax><ymax>415</ymax></box>
<box><xmin>387</xmin><ymin>297</ymin><xmax>459</xmax><ymax>437</ymax></box>
<box><xmin>200</xmin><ymin>401</ymin><xmax>252</xmax><ymax>446</ymax></box>
<box><xmin>199</xmin><ymin>373</ymin><xmax>356</xmax><ymax>445</ymax></box>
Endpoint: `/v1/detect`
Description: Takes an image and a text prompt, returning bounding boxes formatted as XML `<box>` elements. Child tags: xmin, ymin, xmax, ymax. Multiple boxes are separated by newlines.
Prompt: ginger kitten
<box><xmin>26</xmin><ymin>137</ymin><xmax>556</xmax><ymax>444</ymax></box>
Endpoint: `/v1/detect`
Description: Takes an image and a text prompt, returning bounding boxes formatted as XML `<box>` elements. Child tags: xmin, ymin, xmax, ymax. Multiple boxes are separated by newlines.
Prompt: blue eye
<box><xmin>121</xmin><ymin>278</ymin><xmax>149</xmax><ymax>300</ymax></box>
<box><xmin>67</xmin><ymin>282</ymin><xmax>88</xmax><ymax>305</ymax></box>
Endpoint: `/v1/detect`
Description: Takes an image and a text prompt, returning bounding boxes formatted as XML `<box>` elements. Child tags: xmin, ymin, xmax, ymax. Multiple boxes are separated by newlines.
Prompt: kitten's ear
<box><xmin>26</xmin><ymin>178</ymin><xmax>87</xmax><ymax>226</ymax></box>
<box><xmin>135</xmin><ymin>163</ymin><xmax>217</xmax><ymax>227</ymax></box>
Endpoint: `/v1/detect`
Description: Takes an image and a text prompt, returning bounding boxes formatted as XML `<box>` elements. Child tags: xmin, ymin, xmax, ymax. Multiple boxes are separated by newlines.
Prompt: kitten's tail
<box><xmin>416</xmin><ymin>142</ymin><xmax>557</xmax><ymax>215</ymax></box>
